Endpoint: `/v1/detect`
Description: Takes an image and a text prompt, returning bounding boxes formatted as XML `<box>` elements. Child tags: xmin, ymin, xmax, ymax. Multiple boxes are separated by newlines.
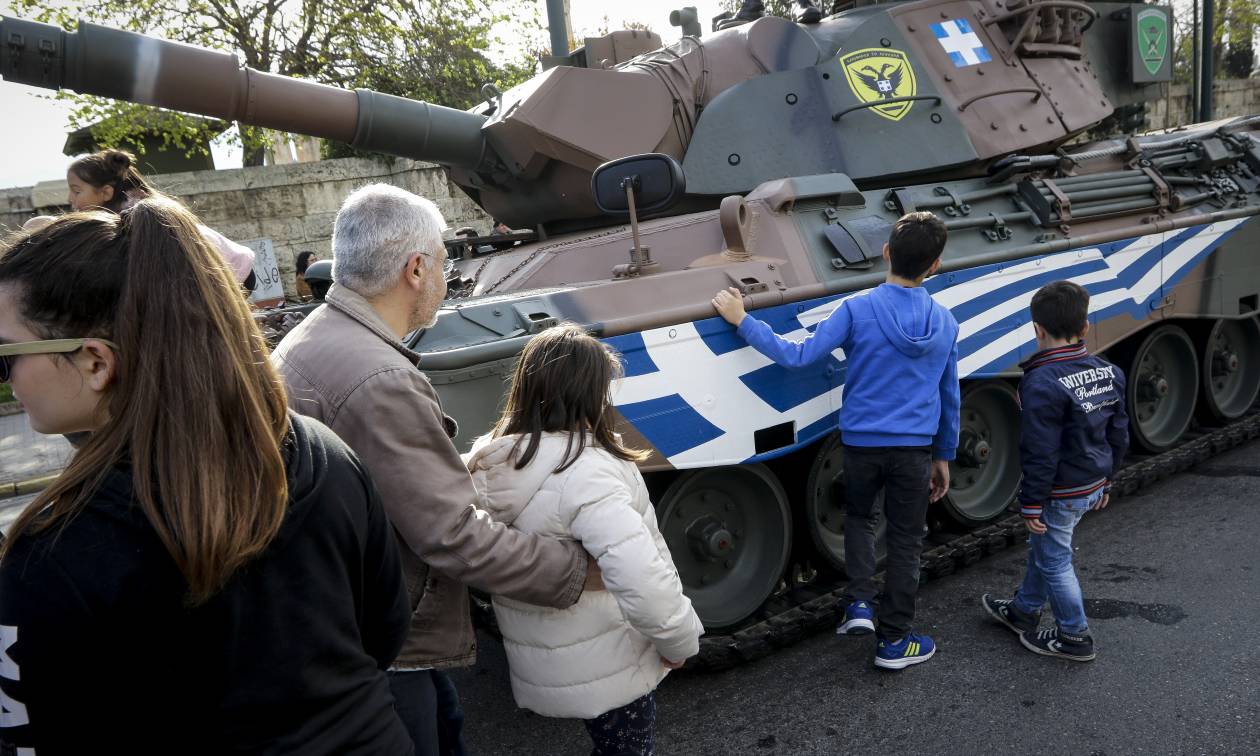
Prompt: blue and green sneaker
<box><xmin>837</xmin><ymin>600</ymin><xmax>876</xmax><ymax>635</ymax></box>
<box><xmin>874</xmin><ymin>632</ymin><xmax>936</xmax><ymax>670</ymax></box>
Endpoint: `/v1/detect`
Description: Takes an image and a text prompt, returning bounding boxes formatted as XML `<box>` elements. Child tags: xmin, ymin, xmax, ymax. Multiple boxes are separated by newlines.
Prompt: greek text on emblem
<box><xmin>840</xmin><ymin>48</ymin><xmax>919</xmax><ymax>122</ymax></box>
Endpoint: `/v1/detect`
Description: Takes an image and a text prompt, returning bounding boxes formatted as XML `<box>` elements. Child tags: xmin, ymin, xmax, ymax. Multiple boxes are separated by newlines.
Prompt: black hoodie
<box><xmin>0</xmin><ymin>413</ymin><xmax>413</xmax><ymax>755</ymax></box>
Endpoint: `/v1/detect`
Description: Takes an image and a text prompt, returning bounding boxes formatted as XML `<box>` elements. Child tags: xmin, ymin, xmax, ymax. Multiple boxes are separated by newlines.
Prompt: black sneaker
<box><xmin>981</xmin><ymin>593</ymin><xmax>1039</xmax><ymax>636</ymax></box>
<box><xmin>1020</xmin><ymin>628</ymin><xmax>1096</xmax><ymax>662</ymax></box>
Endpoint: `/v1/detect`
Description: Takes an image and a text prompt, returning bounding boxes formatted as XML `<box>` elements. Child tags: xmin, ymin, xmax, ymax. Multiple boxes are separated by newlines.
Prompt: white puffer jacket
<box><xmin>465</xmin><ymin>432</ymin><xmax>704</xmax><ymax>719</ymax></box>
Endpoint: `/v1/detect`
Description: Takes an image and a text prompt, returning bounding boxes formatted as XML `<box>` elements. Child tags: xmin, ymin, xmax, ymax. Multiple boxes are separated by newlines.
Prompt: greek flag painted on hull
<box><xmin>606</xmin><ymin>219</ymin><xmax>1249</xmax><ymax>470</ymax></box>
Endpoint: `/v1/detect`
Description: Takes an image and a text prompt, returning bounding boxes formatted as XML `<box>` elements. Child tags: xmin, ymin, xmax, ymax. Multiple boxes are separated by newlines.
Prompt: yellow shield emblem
<box><xmin>840</xmin><ymin>48</ymin><xmax>918</xmax><ymax>122</ymax></box>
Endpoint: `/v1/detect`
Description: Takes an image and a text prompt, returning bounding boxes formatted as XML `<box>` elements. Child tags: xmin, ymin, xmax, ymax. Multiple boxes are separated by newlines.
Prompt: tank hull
<box><xmin>414</xmin><ymin>121</ymin><xmax>1260</xmax><ymax>629</ymax></box>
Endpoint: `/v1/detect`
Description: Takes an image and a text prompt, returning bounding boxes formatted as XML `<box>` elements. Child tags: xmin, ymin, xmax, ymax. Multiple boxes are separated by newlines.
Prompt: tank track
<box><xmin>687</xmin><ymin>408</ymin><xmax>1260</xmax><ymax>672</ymax></box>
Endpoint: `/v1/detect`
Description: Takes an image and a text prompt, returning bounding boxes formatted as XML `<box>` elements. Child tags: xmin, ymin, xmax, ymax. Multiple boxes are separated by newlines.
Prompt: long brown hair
<box><xmin>0</xmin><ymin>198</ymin><xmax>289</xmax><ymax>605</ymax></box>
<box><xmin>69</xmin><ymin>149</ymin><xmax>157</xmax><ymax>213</ymax></box>
<box><xmin>493</xmin><ymin>323</ymin><xmax>645</xmax><ymax>473</ymax></box>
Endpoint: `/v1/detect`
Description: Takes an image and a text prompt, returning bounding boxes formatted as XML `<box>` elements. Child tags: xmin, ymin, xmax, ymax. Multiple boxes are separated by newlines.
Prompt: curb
<box><xmin>0</xmin><ymin>474</ymin><xmax>59</xmax><ymax>501</ymax></box>
<box><xmin>0</xmin><ymin>403</ymin><xmax>22</xmax><ymax>418</ymax></box>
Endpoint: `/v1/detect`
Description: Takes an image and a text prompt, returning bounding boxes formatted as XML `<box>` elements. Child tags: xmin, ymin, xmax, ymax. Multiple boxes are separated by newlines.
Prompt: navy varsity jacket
<box><xmin>1017</xmin><ymin>343</ymin><xmax>1130</xmax><ymax>519</ymax></box>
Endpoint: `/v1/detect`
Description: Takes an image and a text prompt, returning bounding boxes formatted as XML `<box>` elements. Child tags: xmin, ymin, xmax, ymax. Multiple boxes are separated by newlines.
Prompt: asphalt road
<box><xmin>449</xmin><ymin>440</ymin><xmax>1260</xmax><ymax>756</ymax></box>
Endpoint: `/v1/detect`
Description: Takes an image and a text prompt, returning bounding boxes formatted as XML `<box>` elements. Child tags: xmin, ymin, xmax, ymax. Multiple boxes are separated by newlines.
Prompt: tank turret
<box><xmin>2</xmin><ymin>2</ymin><xmax>1168</xmax><ymax>230</ymax></box>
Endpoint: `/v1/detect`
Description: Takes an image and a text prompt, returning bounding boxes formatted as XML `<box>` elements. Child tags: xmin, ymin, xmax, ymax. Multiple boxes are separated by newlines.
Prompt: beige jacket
<box><xmin>271</xmin><ymin>284</ymin><xmax>587</xmax><ymax>669</ymax></box>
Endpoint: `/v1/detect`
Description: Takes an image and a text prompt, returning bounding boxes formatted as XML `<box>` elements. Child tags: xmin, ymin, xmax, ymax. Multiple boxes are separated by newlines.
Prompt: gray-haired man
<box><xmin>272</xmin><ymin>184</ymin><xmax>595</xmax><ymax>755</ymax></box>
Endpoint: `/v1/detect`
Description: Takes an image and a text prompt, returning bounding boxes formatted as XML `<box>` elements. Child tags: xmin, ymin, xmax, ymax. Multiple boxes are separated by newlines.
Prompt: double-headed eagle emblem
<box><xmin>854</xmin><ymin>63</ymin><xmax>905</xmax><ymax>100</ymax></box>
<box><xmin>839</xmin><ymin>48</ymin><xmax>918</xmax><ymax>121</ymax></box>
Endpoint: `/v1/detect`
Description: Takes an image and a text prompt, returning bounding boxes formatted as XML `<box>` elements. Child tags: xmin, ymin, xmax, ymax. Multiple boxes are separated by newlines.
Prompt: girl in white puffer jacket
<box><xmin>465</xmin><ymin>324</ymin><xmax>703</xmax><ymax>756</ymax></box>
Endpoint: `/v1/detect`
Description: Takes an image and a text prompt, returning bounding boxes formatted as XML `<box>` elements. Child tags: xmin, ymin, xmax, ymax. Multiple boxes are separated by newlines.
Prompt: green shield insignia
<box><xmin>1136</xmin><ymin>8</ymin><xmax>1168</xmax><ymax>76</ymax></box>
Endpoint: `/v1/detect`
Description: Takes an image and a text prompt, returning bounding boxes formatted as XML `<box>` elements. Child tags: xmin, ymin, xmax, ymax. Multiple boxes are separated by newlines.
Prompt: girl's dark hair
<box><xmin>0</xmin><ymin>198</ymin><xmax>290</xmax><ymax>605</ymax></box>
<box><xmin>493</xmin><ymin>323</ymin><xmax>646</xmax><ymax>473</ymax></box>
<box><xmin>296</xmin><ymin>251</ymin><xmax>317</xmax><ymax>275</ymax></box>
<box><xmin>68</xmin><ymin>149</ymin><xmax>157</xmax><ymax>213</ymax></box>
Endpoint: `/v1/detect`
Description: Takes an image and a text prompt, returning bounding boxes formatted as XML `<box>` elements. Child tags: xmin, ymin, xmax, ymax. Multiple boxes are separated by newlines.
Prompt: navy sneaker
<box><xmin>982</xmin><ymin>593</ymin><xmax>1039</xmax><ymax>636</ymax></box>
<box><xmin>1020</xmin><ymin>627</ymin><xmax>1096</xmax><ymax>662</ymax></box>
<box><xmin>874</xmin><ymin>632</ymin><xmax>935</xmax><ymax>670</ymax></box>
<box><xmin>837</xmin><ymin>600</ymin><xmax>876</xmax><ymax>635</ymax></box>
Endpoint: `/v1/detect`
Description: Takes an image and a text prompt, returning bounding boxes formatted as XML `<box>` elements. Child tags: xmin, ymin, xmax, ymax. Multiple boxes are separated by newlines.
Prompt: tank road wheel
<box><xmin>1127</xmin><ymin>325</ymin><xmax>1199</xmax><ymax>452</ymax></box>
<box><xmin>943</xmin><ymin>381</ymin><xmax>1023</xmax><ymax>525</ymax></box>
<box><xmin>657</xmin><ymin>464</ymin><xmax>792</xmax><ymax>630</ymax></box>
<box><xmin>1198</xmin><ymin>318</ymin><xmax>1260</xmax><ymax>422</ymax></box>
<box><xmin>803</xmin><ymin>432</ymin><xmax>886</xmax><ymax>573</ymax></box>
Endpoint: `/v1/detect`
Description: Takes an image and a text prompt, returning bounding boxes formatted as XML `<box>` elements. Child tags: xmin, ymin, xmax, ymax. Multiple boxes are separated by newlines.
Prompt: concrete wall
<box><xmin>1146</xmin><ymin>78</ymin><xmax>1260</xmax><ymax>131</ymax></box>
<box><xmin>0</xmin><ymin>157</ymin><xmax>491</xmax><ymax>300</ymax></box>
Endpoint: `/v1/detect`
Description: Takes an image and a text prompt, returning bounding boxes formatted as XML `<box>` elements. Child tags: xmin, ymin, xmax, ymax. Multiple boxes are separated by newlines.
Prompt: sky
<box><xmin>0</xmin><ymin>0</ymin><xmax>726</xmax><ymax>190</ymax></box>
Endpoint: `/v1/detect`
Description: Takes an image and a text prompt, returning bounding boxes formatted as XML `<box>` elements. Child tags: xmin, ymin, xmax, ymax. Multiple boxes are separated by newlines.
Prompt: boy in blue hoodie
<box><xmin>982</xmin><ymin>280</ymin><xmax>1128</xmax><ymax>662</ymax></box>
<box><xmin>712</xmin><ymin>211</ymin><xmax>960</xmax><ymax>670</ymax></box>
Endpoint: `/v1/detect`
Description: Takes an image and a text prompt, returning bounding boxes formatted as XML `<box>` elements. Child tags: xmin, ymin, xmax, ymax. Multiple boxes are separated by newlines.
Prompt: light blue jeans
<box><xmin>1013</xmin><ymin>488</ymin><xmax>1102</xmax><ymax>634</ymax></box>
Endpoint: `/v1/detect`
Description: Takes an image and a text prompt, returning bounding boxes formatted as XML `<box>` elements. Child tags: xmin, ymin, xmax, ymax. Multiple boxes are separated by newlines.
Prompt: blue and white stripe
<box><xmin>606</xmin><ymin>219</ymin><xmax>1250</xmax><ymax>469</ymax></box>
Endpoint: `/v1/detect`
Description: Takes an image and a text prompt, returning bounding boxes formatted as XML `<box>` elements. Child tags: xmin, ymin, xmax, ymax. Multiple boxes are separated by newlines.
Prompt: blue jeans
<box><xmin>1013</xmin><ymin>488</ymin><xmax>1102</xmax><ymax>634</ymax></box>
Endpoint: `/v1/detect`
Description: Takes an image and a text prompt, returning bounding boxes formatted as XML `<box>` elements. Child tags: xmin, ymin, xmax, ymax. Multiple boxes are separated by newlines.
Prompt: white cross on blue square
<box><xmin>931</xmin><ymin>18</ymin><xmax>992</xmax><ymax>68</ymax></box>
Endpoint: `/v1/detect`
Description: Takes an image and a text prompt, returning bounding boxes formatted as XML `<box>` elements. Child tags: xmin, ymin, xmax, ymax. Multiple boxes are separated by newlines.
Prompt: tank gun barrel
<box><xmin>0</xmin><ymin>16</ymin><xmax>493</xmax><ymax>171</ymax></box>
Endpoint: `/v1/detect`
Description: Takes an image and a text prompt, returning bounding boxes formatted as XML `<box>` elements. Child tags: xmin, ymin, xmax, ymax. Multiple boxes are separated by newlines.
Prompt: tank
<box><xmin>6</xmin><ymin>2</ymin><xmax>1260</xmax><ymax>634</ymax></box>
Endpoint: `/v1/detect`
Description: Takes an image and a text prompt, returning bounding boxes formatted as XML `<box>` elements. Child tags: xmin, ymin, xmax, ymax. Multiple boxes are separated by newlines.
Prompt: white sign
<box><xmin>240</xmin><ymin>238</ymin><xmax>285</xmax><ymax>306</ymax></box>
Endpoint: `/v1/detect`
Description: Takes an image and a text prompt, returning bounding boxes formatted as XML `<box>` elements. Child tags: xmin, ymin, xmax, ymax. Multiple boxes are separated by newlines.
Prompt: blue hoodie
<box><xmin>736</xmin><ymin>284</ymin><xmax>961</xmax><ymax>459</ymax></box>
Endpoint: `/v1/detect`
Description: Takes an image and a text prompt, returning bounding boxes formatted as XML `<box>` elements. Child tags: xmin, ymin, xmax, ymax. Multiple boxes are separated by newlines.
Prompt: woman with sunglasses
<box><xmin>0</xmin><ymin>200</ymin><xmax>414</xmax><ymax>755</ymax></box>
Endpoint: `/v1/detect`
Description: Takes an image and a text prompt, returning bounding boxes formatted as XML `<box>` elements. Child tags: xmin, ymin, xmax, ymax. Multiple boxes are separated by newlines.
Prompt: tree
<box><xmin>1213</xmin><ymin>0</ymin><xmax>1258</xmax><ymax>78</ymax></box>
<box><xmin>14</xmin><ymin>0</ymin><xmax>542</xmax><ymax>166</ymax></box>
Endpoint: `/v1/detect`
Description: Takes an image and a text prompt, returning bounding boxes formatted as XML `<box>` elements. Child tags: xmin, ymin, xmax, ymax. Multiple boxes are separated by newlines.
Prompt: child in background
<box><xmin>713</xmin><ymin>211</ymin><xmax>960</xmax><ymax>670</ymax></box>
<box><xmin>66</xmin><ymin>149</ymin><xmax>257</xmax><ymax>288</ymax></box>
<box><xmin>465</xmin><ymin>324</ymin><xmax>703</xmax><ymax>756</ymax></box>
<box><xmin>983</xmin><ymin>280</ymin><xmax>1129</xmax><ymax>661</ymax></box>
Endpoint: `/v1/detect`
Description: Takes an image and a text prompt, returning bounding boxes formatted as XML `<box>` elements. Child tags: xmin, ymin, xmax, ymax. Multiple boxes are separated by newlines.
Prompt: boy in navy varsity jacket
<box><xmin>714</xmin><ymin>212</ymin><xmax>960</xmax><ymax>670</ymax></box>
<box><xmin>983</xmin><ymin>280</ymin><xmax>1129</xmax><ymax>662</ymax></box>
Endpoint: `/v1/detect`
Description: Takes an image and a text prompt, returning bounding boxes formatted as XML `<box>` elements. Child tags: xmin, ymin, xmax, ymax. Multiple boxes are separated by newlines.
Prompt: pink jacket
<box><xmin>119</xmin><ymin>191</ymin><xmax>255</xmax><ymax>283</ymax></box>
<box><xmin>197</xmin><ymin>224</ymin><xmax>256</xmax><ymax>284</ymax></box>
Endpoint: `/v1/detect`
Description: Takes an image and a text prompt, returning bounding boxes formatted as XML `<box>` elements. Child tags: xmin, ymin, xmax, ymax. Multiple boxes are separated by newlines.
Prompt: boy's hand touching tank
<box><xmin>1023</xmin><ymin>517</ymin><xmax>1047</xmax><ymax>535</ymax></box>
<box><xmin>712</xmin><ymin>287</ymin><xmax>747</xmax><ymax>326</ymax></box>
<box><xmin>929</xmin><ymin>460</ymin><xmax>950</xmax><ymax>502</ymax></box>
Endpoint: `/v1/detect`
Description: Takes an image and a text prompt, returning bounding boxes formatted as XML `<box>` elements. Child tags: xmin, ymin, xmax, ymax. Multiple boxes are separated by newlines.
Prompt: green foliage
<box><xmin>1170</xmin><ymin>0</ymin><xmax>1257</xmax><ymax>84</ymax></box>
<box><xmin>0</xmin><ymin>383</ymin><xmax>13</xmax><ymax>405</ymax></box>
<box><xmin>720</xmin><ymin>0</ymin><xmax>853</xmax><ymax>18</ymax></box>
<box><xmin>14</xmin><ymin>0</ymin><xmax>543</xmax><ymax>166</ymax></box>
<box><xmin>720</xmin><ymin>0</ymin><xmax>798</xmax><ymax>18</ymax></box>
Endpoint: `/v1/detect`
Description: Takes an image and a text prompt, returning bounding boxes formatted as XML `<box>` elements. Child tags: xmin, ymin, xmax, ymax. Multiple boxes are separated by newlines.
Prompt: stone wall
<box><xmin>1146</xmin><ymin>78</ymin><xmax>1260</xmax><ymax>130</ymax></box>
<box><xmin>0</xmin><ymin>157</ymin><xmax>491</xmax><ymax>300</ymax></box>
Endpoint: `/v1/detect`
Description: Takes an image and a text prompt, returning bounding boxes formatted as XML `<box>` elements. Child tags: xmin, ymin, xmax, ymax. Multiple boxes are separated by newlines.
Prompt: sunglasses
<box><xmin>0</xmin><ymin>338</ymin><xmax>119</xmax><ymax>383</ymax></box>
